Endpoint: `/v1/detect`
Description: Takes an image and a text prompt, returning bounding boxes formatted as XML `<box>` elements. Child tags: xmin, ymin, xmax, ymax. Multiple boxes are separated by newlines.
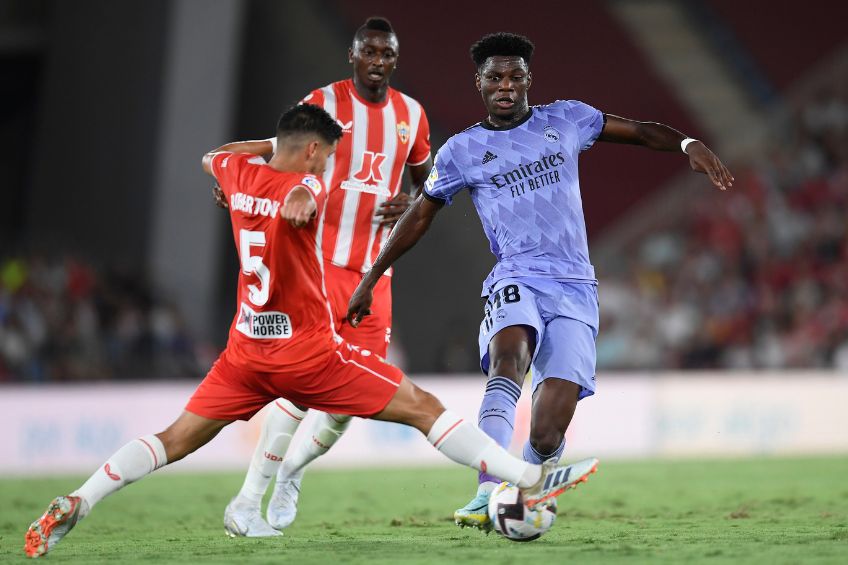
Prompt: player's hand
<box><xmin>347</xmin><ymin>281</ymin><xmax>374</xmax><ymax>327</ymax></box>
<box><xmin>213</xmin><ymin>182</ymin><xmax>228</xmax><ymax>209</ymax></box>
<box><xmin>375</xmin><ymin>192</ymin><xmax>413</xmax><ymax>227</ymax></box>
<box><xmin>281</xmin><ymin>187</ymin><xmax>317</xmax><ymax>228</ymax></box>
<box><xmin>686</xmin><ymin>141</ymin><xmax>734</xmax><ymax>191</ymax></box>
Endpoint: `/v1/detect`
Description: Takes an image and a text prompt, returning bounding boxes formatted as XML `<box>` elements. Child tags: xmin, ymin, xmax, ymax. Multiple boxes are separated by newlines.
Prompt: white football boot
<box><xmin>223</xmin><ymin>497</ymin><xmax>282</xmax><ymax>538</ymax></box>
<box><xmin>522</xmin><ymin>457</ymin><xmax>599</xmax><ymax>509</ymax></box>
<box><xmin>25</xmin><ymin>495</ymin><xmax>83</xmax><ymax>558</ymax></box>
<box><xmin>266</xmin><ymin>476</ymin><xmax>301</xmax><ymax>530</ymax></box>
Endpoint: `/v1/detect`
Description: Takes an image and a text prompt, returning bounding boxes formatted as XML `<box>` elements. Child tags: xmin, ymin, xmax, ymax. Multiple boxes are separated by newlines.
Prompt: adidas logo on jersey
<box><xmin>482</xmin><ymin>151</ymin><xmax>498</xmax><ymax>164</ymax></box>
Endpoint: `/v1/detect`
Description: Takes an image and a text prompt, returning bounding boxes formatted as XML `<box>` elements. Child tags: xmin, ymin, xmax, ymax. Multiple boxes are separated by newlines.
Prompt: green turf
<box><xmin>1</xmin><ymin>456</ymin><xmax>847</xmax><ymax>564</ymax></box>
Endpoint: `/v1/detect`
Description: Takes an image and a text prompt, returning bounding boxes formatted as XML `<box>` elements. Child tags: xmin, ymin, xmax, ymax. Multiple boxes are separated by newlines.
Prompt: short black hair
<box><xmin>276</xmin><ymin>104</ymin><xmax>342</xmax><ymax>145</ymax></box>
<box><xmin>470</xmin><ymin>32</ymin><xmax>534</xmax><ymax>69</ymax></box>
<box><xmin>354</xmin><ymin>16</ymin><xmax>394</xmax><ymax>42</ymax></box>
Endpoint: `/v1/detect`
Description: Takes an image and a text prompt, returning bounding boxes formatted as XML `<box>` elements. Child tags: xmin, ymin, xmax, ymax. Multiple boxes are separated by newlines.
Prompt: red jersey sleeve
<box><xmin>407</xmin><ymin>108</ymin><xmax>431</xmax><ymax>166</ymax></box>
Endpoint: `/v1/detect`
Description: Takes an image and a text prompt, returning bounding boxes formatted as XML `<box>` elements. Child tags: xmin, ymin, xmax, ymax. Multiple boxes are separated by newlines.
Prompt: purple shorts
<box><xmin>478</xmin><ymin>278</ymin><xmax>598</xmax><ymax>399</ymax></box>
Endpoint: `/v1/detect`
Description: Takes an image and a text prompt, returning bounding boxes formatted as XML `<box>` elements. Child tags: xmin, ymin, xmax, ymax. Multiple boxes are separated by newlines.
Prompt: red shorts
<box><xmin>185</xmin><ymin>342</ymin><xmax>404</xmax><ymax>421</ymax></box>
<box><xmin>325</xmin><ymin>262</ymin><xmax>392</xmax><ymax>357</ymax></box>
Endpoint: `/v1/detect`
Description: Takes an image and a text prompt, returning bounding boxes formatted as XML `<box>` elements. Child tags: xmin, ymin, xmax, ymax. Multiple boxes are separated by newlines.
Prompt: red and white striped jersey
<box><xmin>300</xmin><ymin>79</ymin><xmax>431</xmax><ymax>275</ymax></box>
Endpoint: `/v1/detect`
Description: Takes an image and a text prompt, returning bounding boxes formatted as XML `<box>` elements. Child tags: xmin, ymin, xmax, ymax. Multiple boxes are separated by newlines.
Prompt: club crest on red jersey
<box><xmin>396</xmin><ymin>121</ymin><xmax>410</xmax><ymax>144</ymax></box>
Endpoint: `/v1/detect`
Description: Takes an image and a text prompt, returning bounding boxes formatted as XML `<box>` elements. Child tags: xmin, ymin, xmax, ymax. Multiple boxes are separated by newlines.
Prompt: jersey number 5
<box><xmin>239</xmin><ymin>229</ymin><xmax>270</xmax><ymax>306</ymax></box>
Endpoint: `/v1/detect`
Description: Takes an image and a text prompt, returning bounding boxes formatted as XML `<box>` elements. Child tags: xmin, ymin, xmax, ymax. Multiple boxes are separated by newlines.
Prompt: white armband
<box><xmin>270</xmin><ymin>136</ymin><xmax>277</xmax><ymax>154</ymax></box>
<box><xmin>681</xmin><ymin>138</ymin><xmax>698</xmax><ymax>153</ymax></box>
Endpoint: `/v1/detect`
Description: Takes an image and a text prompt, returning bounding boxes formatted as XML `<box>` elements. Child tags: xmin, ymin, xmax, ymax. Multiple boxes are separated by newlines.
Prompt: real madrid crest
<box><xmin>544</xmin><ymin>125</ymin><xmax>560</xmax><ymax>143</ymax></box>
<box><xmin>396</xmin><ymin>121</ymin><xmax>410</xmax><ymax>144</ymax></box>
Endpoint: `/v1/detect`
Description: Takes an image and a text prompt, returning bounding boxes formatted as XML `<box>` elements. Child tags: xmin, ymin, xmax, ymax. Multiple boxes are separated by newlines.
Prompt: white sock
<box><xmin>279</xmin><ymin>411</ymin><xmax>351</xmax><ymax>481</ymax></box>
<box><xmin>427</xmin><ymin>410</ymin><xmax>541</xmax><ymax>488</ymax></box>
<box><xmin>71</xmin><ymin>434</ymin><xmax>167</xmax><ymax>517</ymax></box>
<box><xmin>477</xmin><ymin>481</ymin><xmax>497</xmax><ymax>495</ymax></box>
<box><xmin>236</xmin><ymin>399</ymin><xmax>307</xmax><ymax>505</ymax></box>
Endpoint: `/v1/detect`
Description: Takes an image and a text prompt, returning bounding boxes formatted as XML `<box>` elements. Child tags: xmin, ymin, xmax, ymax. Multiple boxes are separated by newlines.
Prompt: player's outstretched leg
<box><xmin>373</xmin><ymin>376</ymin><xmax>598</xmax><ymax>512</ymax></box>
<box><xmin>225</xmin><ymin>399</ymin><xmax>307</xmax><ymax>537</ymax></box>
<box><xmin>24</xmin><ymin>411</ymin><xmax>230</xmax><ymax>558</ymax></box>
<box><xmin>268</xmin><ymin>411</ymin><xmax>351</xmax><ymax>529</ymax></box>
<box><xmin>456</xmin><ymin>325</ymin><xmax>533</xmax><ymax>530</ymax></box>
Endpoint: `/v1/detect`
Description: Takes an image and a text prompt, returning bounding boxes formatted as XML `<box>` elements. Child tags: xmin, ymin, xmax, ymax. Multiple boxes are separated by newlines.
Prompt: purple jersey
<box><xmin>424</xmin><ymin>100</ymin><xmax>604</xmax><ymax>295</ymax></box>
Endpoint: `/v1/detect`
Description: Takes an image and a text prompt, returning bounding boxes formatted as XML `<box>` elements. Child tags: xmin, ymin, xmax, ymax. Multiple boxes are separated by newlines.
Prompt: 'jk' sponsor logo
<box><xmin>353</xmin><ymin>151</ymin><xmax>386</xmax><ymax>183</ymax></box>
<box><xmin>341</xmin><ymin>151</ymin><xmax>391</xmax><ymax>195</ymax></box>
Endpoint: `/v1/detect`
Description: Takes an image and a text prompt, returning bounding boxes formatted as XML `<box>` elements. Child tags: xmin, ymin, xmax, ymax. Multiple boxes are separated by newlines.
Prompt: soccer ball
<box><xmin>487</xmin><ymin>482</ymin><xmax>557</xmax><ymax>542</ymax></box>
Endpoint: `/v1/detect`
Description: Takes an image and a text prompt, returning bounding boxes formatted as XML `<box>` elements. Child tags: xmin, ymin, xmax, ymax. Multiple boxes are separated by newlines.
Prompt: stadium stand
<box><xmin>597</xmin><ymin>59</ymin><xmax>848</xmax><ymax>369</ymax></box>
<box><xmin>706</xmin><ymin>0</ymin><xmax>846</xmax><ymax>90</ymax></box>
<box><xmin>0</xmin><ymin>256</ymin><xmax>201</xmax><ymax>382</ymax></box>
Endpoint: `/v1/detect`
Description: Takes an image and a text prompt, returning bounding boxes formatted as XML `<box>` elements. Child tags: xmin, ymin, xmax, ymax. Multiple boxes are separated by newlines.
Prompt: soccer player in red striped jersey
<box><xmin>219</xmin><ymin>17</ymin><xmax>435</xmax><ymax>535</ymax></box>
<box><xmin>24</xmin><ymin>104</ymin><xmax>596</xmax><ymax>557</ymax></box>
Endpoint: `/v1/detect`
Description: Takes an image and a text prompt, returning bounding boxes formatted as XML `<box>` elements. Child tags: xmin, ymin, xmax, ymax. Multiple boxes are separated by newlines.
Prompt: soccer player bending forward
<box><xmin>214</xmin><ymin>16</ymin><xmax>434</xmax><ymax>537</ymax></box>
<box><xmin>23</xmin><ymin>104</ymin><xmax>597</xmax><ymax>558</ymax></box>
<box><xmin>346</xmin><ymin>32</ymin><xmax>732</xmax><ymax>532</ymax></box>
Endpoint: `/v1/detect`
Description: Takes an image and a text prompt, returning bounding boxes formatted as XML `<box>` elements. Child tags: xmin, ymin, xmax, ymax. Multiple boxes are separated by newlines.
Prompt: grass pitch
<box><xmin>1</xmin><ymin>456</ymin><xmax>846</xmax><ymax>564</ymax></box>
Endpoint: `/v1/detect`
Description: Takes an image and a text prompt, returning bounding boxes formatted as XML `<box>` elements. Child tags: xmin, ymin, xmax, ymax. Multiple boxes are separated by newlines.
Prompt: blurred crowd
<box><xmin>4</xmin><ymin>91</ymin><xmax>848</xmax><ymax>381</ymax></box>
<box><xmin>598</xmin><ymin>85</ymin><xmax>848</xmax><ymax>370</ymax></box>
<box><xmin>0</xmin><ymin>256</ymin><xmax>202</xmax><ymax>382</ymax></box>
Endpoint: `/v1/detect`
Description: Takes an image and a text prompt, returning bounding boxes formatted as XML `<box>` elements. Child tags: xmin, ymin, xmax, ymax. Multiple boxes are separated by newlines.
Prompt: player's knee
<box><xmin>324</xmin><ymin>413</ymin><xmax>352</xmax><ymax>434</ymax></box>
<box><xmin>489</xmin><ymin>351</ymin><xmax>531</xmax><ymax>382</ymax></box>
<box><xmin>488</xmin><ymin>325</ymin><xmax>534</xmax><ymax>381</ymax></box>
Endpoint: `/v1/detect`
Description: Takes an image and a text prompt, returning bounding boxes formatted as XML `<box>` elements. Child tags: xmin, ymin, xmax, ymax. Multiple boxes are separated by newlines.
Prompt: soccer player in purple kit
<box><xmin>347</xmin><ymin>32</ymin><xmax>733</xmax><ymax>531</ymax></box>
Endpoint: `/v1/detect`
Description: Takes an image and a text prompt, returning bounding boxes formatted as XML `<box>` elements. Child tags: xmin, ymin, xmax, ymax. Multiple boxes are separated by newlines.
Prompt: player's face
<box><xmin>476</xmin><ymin>56</ymin><xmax>532</xmax><ymax>124</ymax></box>
<box><xmin>349</xmin><ymin>31</ymin><xmax>399</xmax><ymax>90</ymax></box>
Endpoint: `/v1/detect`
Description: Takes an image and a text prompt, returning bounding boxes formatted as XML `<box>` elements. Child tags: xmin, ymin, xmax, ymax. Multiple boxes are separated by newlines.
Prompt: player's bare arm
<box><xmin>201</xmin><ymin>139</ymin><xmax>275</xmax><ymax>176</ymax></box>
<box><xmin>375</xmin><ymin>156</ymin><xmax>433</xmax><ymax>227</ymax></box>
<box><xmin>598</xmin><ymin>115</ymin><xmax>734</xmax><ymax>190</ymax></box>
<box><xmin>205</xmin><ymin>139</ymin><xmax>276</xmax><ymax>206</ymax></box>
<box><xmin>348</xmin><ymin>194</ymin><xmax>442</xmax><ymax>325</ymax></box>
<box><xmin>407</xmin><ymin>157</ymin><xmax>433</xmax><ymax>196</ymax></box>
<box><xmin>281</xmin><ymin>186</ymin><xmax>318</xmax><ymax>228</ymax></box>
